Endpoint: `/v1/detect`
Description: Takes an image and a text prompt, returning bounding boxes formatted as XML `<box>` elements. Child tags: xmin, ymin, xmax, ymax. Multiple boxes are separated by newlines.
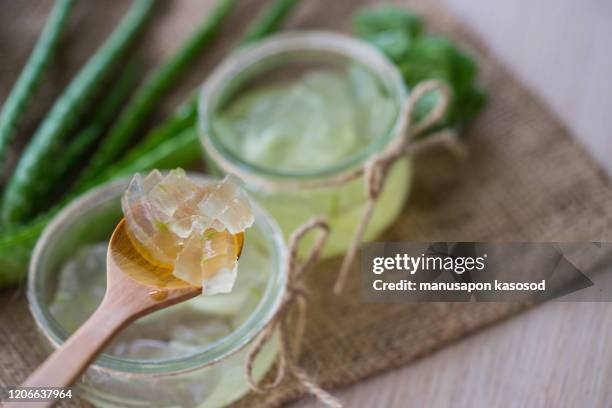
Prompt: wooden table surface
<box><xmin>297</xmin><ymin>0</ymin><xmax>612</xmax><ymax>407</ymax></box>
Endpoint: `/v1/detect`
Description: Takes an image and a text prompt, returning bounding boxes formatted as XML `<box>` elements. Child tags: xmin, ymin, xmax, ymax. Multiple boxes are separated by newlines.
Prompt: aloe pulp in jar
<box><xmin>28</xmin><ymin>176</ymin><xmax>286</xmax><ymax>408</ymax></box>
<box><xmin>200</xmin><ymin>32</ymin><xmax>411</xmax><ymax>256</ymax></box>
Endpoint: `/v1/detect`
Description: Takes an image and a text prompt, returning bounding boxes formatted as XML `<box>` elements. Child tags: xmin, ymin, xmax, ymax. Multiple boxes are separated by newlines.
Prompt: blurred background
<box><xmin>445</xmin><ymin>0</ymin><xmax>612</xmax><ymax>173</ymax></box>
<box><xmin>1</xmin><ymin>0</ymin><xmax>611</xmax><ymax>407</ymax></box>
<box><xmin>298</xmin><ymin>0</ymin><xmax>612</xmax><ymax>406</ymax></box>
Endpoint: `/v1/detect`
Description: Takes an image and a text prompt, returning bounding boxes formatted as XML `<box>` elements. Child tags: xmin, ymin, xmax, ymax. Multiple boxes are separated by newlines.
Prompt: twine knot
<box><xmin>364</xmin><ymin>143</ymin><xmax>406</xmax><ymax>200</ymax></box>
<box><xmin>246</xmin><ymin>217</ymin><xmax>343</xmax><ymax>408</ymax></box>
<box><xmin>234</xmin><ymin>79</ymin><xmax>462</xmax><ymax>405</ymax></box>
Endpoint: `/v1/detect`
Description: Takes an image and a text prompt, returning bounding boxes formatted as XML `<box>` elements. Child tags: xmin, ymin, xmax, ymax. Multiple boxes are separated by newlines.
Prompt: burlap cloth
<box><xmin>2</xmin><ymin>0</ymin><xmax>612</xmax><ymax>407</ymax></box>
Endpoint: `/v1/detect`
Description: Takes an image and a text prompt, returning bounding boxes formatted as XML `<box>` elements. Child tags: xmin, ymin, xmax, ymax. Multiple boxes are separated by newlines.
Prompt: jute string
<box><xmin>208</xmin><ymin>79</ymin><xmax>459</xmax><ymax>290</ymax></box>
<box><xmin>333</xmin><ymin>79</ymin><xmax>460</xmax><ymax>293</ymax></box>
<box><xmin>245</xmin><ymin>217</ymin><xmax>343</xmax><ymax>408</ymax></box>
<box><xmin>242</xmin><ymin>80</ymin><xmax>456</xmax><ymax>406</ymax></box>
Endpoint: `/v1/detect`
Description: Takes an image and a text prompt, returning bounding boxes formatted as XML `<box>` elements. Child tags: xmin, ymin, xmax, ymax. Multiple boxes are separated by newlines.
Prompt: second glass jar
<box><xmin>199</xmin><ymin>32</ymin><xmax>411</xmax><ymax>256</ymax></box>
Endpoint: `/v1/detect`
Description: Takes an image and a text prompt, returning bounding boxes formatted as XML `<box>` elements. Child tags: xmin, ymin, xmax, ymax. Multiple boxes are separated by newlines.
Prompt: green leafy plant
<box><xmin>240</xmin><ymin>0</ymin><xmax>300</xmax><ymax>46</ymax></box>
<box><xmin>354</xmin><ymin>6</ymin><xmax>423</xmax><ymax>60</ymax></box>
<box><xmin>1</xmin><ymin>0</ymin><xmax>154</xmax><ymax>225</ymax></box>
<box><xmin>0</xmin><ymin>0</ymin><xmax>303</xmax><ymax>287</ymax></box>
<box><xmin>46</xmin><ymin>61</ymin><xmax>141</xmax><ymax>201</ymax></box>
<box><xmin>354</xmin><ymin>6</ymin><xmax>486</xmax><ymax>134</ymax></box>
<box><xmin>76</xmin><ymin>0</ymin><xmax>238</xmax><ymax>187</ymax></box>
<box><xmin>0</xmin><ymin>0</ymin><xmax>74</xmax><ymax>165</ymax></box>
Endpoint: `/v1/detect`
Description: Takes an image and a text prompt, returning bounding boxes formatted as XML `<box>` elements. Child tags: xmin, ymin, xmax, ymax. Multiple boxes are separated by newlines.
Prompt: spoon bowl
<box><xmin>108</xmin><ymin>219</ymin><xmax>195</xmax><ymax>291</ymax></box>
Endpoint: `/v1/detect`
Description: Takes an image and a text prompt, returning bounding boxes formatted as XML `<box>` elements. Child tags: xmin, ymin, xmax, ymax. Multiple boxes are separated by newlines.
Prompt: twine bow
<box><xmin>246</xmin><ymin>217</ymin><xmax>343</xmax><ymax>408</ymax></box>
<box><xmin>240</xmin><ymin>80</ymin><xmax>460</xmax><ymax>406</ymax></box>
<box><xmin>334</xmin><ymin>79</ymin><xmax>463</xmax><ymax>294</ymax></box>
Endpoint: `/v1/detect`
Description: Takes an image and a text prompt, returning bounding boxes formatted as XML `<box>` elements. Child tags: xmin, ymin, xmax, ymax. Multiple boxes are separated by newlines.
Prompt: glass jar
<box><xmin>28</xmin><ymin>175</ymin><xmax>287</xmax><ymax>408</ymax></box>
<box><xmin>199</xmin><ymin>31</ymin><xmax>411</xmax><ymax>256</ymax></box>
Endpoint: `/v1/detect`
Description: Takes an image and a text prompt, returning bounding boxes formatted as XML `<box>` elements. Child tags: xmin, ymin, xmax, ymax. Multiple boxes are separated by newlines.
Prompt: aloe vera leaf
<box><xmin>240</xmin><ymin>0</ymin><xmax>302</xmax><ymax>46</ymax></box>
<box><xmin>0</xmin><ymin>0</ymin><xmax>74</xmax><ymax>166</ymax></box>
<box><xmin>76</xmin><ymin>0</ymin><xmax>237</xmax><ymax>186</ymax></box>
<box><xmin>42</xmin><ymin>61</ymin><xmax>141</xmax><ymax>205</ymax></box>
<box><xmin>1</xmin><ymin>0</ymin><xmax>154</xmax><ymax>225</ymax></box>
<box><xmin>0</xmin><ymin>0</ymin><xmax>305</xmax><ymax>286</ymax></box>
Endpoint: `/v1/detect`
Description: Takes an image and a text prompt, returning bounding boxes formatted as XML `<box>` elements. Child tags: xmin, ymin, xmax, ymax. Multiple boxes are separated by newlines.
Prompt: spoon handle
<box><xmin>7</xmin><ymin>300</ymin><xmax>132</xmax><ymax>408</ymax></box>
<box><xmin>6</xmin><ymin>219</ymin><xmax>202</xmax><ymax>407</ymax></box>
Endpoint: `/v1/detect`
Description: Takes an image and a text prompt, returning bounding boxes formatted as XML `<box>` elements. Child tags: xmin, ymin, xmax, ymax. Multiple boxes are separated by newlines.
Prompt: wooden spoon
<box><xmin>11</xmin><ymin>219</ymin><xmax>208</xmax><ymax>408</ymax></box>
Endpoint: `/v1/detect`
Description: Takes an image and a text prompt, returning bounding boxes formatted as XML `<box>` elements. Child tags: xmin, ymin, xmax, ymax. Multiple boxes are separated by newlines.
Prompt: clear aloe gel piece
<box><xmin>121</xmin><ymin>169</ymin><xmax>254</xmax><ymax>294</ymax></box>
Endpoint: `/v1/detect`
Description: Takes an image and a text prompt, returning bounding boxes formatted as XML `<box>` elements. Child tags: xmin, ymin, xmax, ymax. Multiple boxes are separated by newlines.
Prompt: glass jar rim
<box><xmin>198</xmin><ymin>31</ymin><xmax>408</xmax><ymax>186</ymax></box>
<box><xmin>27</xmin><ymin>175</ymin><xmax>287</xmax><ymax>375</ymax></box>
